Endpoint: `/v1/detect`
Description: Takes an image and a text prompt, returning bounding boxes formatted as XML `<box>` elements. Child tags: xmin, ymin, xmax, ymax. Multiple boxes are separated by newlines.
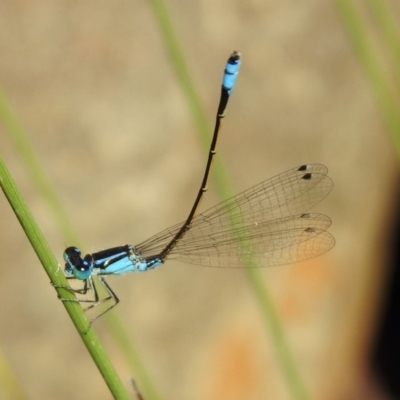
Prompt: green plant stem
<box><xmin>106</xmin><ymin>312</ymin><xmax>164</xmax><ymax>400</ymax></box>
<box><xmin>0</xmin><ymin>348</ymin><xmax>27</xmax><ymax>400</ymax></box>
<box><xmin>246</xmin><ymin>269</ymin><xmax>309</xmax><ymax>400</ymax></box>
<box><xmin>147</xmin><ymin>0</ymin><xmax>231</xmax><ymax>201</ymax></box>
<box><xmin>336</xmin><ymin>0</ymin><xmax>400</xmax><ymax>158</ymax></box>
<box><xmin>0</xmin><ymin>157</ymin><xmax>130</xmax><ymax>400</ymax></box>
<box><xmin>367</xmin><ymin>0</ymin><xmax>400</xmax><ymax>78</ymax></box>
<box><xmin>147</xmin><ymin>1</ymin><xmax>310</xmax><ymax>399</ymax></box>
<box><xmin>0</xmin><ymin>85</ymin><xmax>80</xmax><ymax>245</ymax></box>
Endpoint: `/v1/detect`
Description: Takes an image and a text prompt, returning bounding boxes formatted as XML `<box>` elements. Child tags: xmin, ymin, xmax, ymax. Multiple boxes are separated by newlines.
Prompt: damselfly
<box><xmin>56</xmin><ymin>51</ymin><xmax>334</xmax><ymax>324</ymax></box>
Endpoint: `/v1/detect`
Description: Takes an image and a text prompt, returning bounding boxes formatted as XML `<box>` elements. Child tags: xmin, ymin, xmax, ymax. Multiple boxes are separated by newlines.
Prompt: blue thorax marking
<box><xmin>63</xmin><ymin>245</ymin><xmax>163</xmax><ymax>280</ymax></box>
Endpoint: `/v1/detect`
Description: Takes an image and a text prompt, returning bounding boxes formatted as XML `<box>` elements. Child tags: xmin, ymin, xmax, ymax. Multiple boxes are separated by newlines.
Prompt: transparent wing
<box><xmin>136</xmin><ymin>164</ymin><xmax>334</xmax><ymax>267</ymax></box>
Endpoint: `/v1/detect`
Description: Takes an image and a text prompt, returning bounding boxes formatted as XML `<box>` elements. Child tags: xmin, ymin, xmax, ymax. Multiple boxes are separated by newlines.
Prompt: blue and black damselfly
<box><xmin>56</xmin><ymin>51</ymin><xmax>334</xmax><ymax>324</ymax></box>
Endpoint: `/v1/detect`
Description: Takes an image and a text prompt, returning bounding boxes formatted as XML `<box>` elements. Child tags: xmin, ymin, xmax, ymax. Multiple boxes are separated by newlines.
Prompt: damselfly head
<box><xmin>63</xmin><ymin>246</ymin><xmax>93</xmax><ymax>280</ymax></box>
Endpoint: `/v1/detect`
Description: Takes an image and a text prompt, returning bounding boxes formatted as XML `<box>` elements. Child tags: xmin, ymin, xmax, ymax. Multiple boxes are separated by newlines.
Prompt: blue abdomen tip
<box><xmin>223</xmin><ymin>51</ymin><xmax>241</xmax><ymax>91</ymax></box>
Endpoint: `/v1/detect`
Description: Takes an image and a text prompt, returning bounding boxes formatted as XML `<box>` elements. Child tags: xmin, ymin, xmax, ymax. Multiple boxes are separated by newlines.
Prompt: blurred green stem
<box><xmin>336</xmin><ymin>0</ymin><xmax>400</xmax><ymax>158</ymax></box>
<box><xmin>148</xmin><ymin>0</ymin><xmax>310</xmax><ymax>399</ymax></box>
<box><xmin>367</xmin><ymin>0</ymin><xmax>400</xmax><ymax>78</ymax></box>
<box><xmin>147</xmin><ymin>0</ymin><xmax>231</xmax><ymax>201</ymax></box>
<box><xmin>0</xmin><ymin>85</ymin><xmax>80</xmax><ymax>245</ymax></box>
<box><xmin>0</xmin><ymin>348</ymin><xmax>27</xmax><ymax>400</ymax></box>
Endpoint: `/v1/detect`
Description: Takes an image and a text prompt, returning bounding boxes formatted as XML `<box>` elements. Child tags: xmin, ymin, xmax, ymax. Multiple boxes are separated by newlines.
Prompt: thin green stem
<box><xmin>0</xmin><ymin>85</ymin><xmax>80</xmax><ymax>245</ymax></box>
<box><xmin>367</xmin><ymin>0</ymin><xmax>400</xmax><ymax>79</ymax></box>
<box><xmin>246</xmin><ymin>269</ymin><xmax>309</xmax><ymax>400</ymax></box>
<box><xmin>106</xmin><ymin>312</ymin><xmax>164</xmax><ymax>400</ymax></box>
<box><xmin>336</xmin><ymin>0</ymin><xmax>400</xmax><ymax>158</ymax></box>
<box><xmin>0</xmin><ymin>348</ymin><xmax>27</xmax><ymax>400</ymax></box>
<box><xmin>147</xmin><ymin>1</ymin><xmax>310</xmax><ymax>399</ymax></box>
<box><xmin>147</xmin><ymin>0</ymin><xmax>231</xmax><ymax>201</ymax></box>
<box><xmin>0</xmin><ymin>157</ymin><xmax>130</xmax><ymax>400</ymax></box>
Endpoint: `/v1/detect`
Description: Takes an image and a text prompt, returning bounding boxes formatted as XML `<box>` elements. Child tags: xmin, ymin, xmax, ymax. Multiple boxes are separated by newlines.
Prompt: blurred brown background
<box><xmin>0</xmin><ymin>1</ymin><xmax>398</xmax><ymax>399</ymax></box>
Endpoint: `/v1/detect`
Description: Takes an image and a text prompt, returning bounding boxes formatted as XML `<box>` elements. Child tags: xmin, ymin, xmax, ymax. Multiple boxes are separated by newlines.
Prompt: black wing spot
<box><xmin>302</xmin><ymin>173</ymin><xmax>313</xmax><ymax>180</ymax></box>
<box><xmin>298</xmin><ymin>165</ymin><xmax>309</xmax><ymax>171</ymax></box>
<box><xmin>305</xmin><ymin>227</ymin><xmax>317</xmax><ymax>233</ymax></box>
